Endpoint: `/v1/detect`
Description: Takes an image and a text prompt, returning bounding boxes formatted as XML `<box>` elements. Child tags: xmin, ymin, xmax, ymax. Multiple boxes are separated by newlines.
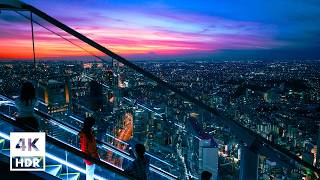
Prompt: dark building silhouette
<box><xmin>89</xmin><ymin>80</ymin><xmax>104</xmax><ymax>111</ymax></box>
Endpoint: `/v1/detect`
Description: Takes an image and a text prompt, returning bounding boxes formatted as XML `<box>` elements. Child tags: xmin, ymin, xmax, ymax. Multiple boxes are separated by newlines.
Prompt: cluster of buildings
<box><xmin>0</xmin><ymin>60</ymin><xmax>319</xmax><ymax>179</ymax></box>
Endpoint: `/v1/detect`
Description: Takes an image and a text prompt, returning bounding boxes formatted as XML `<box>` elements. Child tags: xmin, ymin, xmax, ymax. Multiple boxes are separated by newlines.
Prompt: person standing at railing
<box><xmin>15</xmin><ymin>81</ymin><xmax>39</xmax><ymax>131</ymax></box>
<box><xmin>124</xmin><ymin>143</ymin><xmax>150</xmax><ymax>180</ymax></box>
<box><xmin>79</xmin><ymin>117</ymin><xmax>100</xmax><ymax>180</ymax></box>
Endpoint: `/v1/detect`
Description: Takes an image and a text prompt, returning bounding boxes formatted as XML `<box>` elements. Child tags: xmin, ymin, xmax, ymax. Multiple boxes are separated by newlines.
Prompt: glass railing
<box><xmin>0</xmin><ymin>1</ymin><xmax>319</xmax><ymax>179</ymax></box>
<box><xmin>0</xmin><ymin>113</ymin><xmax>131</xmax><ymax>180</ymax></box>
<box><xmin>0</xmin><ymin>95</ymin><xmax>176</xmax><ymax>179</ymax></box>
<box><xmin>0</xmin><ymin>8</ymin><xmax>179</xmax><ymax>179</ymax></box>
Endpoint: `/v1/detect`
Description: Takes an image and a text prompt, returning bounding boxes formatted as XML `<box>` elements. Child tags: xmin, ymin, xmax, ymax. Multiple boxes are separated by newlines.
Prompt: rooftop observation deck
<box><xmin>0</xmin><ymin>0</ymin><xmax>320</xmax><ymax>179</ymax></box>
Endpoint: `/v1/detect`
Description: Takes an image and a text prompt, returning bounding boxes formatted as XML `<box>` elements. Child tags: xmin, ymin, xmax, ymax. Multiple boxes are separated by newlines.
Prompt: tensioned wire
<box><xmin>15</xmin><ymin>10</ymin><xmax>109</xmax><ymax>63</ymax></box>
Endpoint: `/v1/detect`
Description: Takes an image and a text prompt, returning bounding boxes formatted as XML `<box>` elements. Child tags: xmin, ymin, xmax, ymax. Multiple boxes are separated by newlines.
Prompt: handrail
<box><xmin>0</xmin><ymin>112</ymin><xmax>136</xmax><ymax>180</ymax></box>
<box><xmin>33</xmin><ymin>108</ymin><xmax>178</xmax><ymax>178</ymax></box>
<box><xmin>0</xmin><ymin>94</ymin><xmax>177</xmax><ymax>179</ymax></box>
<box><xmin>0</xmin><ymin>0</ymin><xmax>319</xmax><ymax>175</ymax></box>
<box><xmin>34</xmin><ymin>108</ymin><xmax>130</xmax><ymax>156</ymax></box>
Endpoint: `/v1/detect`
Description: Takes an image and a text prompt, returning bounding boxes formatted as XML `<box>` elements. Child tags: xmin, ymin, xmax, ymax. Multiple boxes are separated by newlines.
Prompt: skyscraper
<box><xmin>38</xmin><ymin>79</ymin><xmax>70</xmax><ymax>115</ymax></box>
<box><xmin>198</xmin><ymin>137</ymin><xmax>219</xmax><ymax>179</ymax></box>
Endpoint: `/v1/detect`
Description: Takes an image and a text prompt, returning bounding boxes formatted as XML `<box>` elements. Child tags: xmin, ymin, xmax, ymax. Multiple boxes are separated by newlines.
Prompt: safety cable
<box><xmin>15</xmin><ymin>11</ymin><xmax>109</xmax><ymax>63</ymax></box>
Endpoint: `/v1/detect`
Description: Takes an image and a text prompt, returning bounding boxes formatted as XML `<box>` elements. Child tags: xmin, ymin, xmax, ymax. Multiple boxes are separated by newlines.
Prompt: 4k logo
<box><xmin>10</xmin><ymin>132</ymin><xmax>45</xmax><ymax>171</ymax></box>
<box><xmin>16</xmin><ymin>138</ymin><xmax>39</xmax><ymax>151</ymax></box>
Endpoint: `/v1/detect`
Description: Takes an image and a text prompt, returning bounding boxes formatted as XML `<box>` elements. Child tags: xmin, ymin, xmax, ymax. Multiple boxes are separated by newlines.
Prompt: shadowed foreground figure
<box><xmin>201</xmin><ymin>171</ymin><xmax>212</xmax><ymax>180</ymax></box>
<box><xmin>125</xmin><ymin>144</ymin><xmax>150</xmax><ymax>180</ymax></box>
<box><xmin>79</xmin><ymin>117</ymin><xmax>100</xmax><ymax>180</ymax></box>
<box><xmin>15</xmin><ymin>81</ymin><xmax>39</xmax><ymax>131</ymax></box>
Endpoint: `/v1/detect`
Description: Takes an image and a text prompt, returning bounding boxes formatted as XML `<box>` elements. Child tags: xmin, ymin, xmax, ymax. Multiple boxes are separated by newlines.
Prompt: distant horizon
<box><xmin>0</xmin><ymin>56</ymin><xmax>319</xmax><ymax>63</ymax></box>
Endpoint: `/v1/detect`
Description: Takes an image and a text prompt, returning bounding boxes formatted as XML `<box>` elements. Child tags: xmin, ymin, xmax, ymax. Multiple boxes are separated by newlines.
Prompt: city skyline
<box><xmin>1</xmin><ymin>59</ymin><xmax>319</xmax><ymax>179</ymax></box>
<box><xmin>1</xmin><ymin>0</ymin><xmax>320</xmax><ymax>60</ymax></box>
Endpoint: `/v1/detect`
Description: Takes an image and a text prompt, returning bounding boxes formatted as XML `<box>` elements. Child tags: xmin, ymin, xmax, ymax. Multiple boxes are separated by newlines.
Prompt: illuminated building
<box><xmin>106</xmin><ymin>69</ymin><xmax>113</xmax><ymax>86</ymax></box>
<box><xmin>187</xmin><ymin>116</ymin><xmax>218</xmax><ymax>179</ymax></box>
<box><xmin>133</xmin><ymin>109</ymin><xmax>147</xmax><ymax>141</ymax></box>
<box><xmin>198</xmin><ymin>137</ymin><xmax>219</xmax><ymax>179</ymax></box>
<box><xmin>38</xmin><ymin>79</ymin><xmax>70</xmax><ymax>115</ymax></box>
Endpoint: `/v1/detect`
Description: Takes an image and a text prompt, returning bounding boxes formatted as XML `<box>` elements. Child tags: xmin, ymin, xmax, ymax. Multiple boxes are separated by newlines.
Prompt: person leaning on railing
<box><xmin>15</xmin><ymin>81</ymin><xmax>39</xmax><ymax>131</ymax></box>
<box><xmin>79</xmin><ymin>117</ymin><xmax>100</xmax><ymax>180</ymax></box>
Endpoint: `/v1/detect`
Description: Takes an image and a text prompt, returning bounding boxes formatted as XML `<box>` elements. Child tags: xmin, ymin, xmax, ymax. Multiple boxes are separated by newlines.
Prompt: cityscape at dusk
<box><xmin>0</xmin><ymin>0</ymin><xmax>320</xmax><ymax>180</ymax></box>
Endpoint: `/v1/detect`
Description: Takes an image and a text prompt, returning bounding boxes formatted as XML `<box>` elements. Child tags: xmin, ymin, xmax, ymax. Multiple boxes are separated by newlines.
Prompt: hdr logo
<box><xmin>10</xmin><ymin>132</ymin><xmax>46</xmax><ymax>171</ymax></box>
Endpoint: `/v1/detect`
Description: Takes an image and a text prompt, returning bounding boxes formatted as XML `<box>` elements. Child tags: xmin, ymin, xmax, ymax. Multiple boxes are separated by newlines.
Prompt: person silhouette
<box><xmin>15</xmin><ymin>81</ymin><xmax>39</xmax><ymax>131</ymax></box>
<box><xmin>79</xmin><ymin>117</ymin><xmax>99</xmax><ymax>180</ymax></box>
<box><xmin>201</xmin><ymin>171</ymin><xmax>212</xmax><ymax>180</ymax></box>
<box><xmin>125</xmin><ymin>143</ymin><xmax>150</xmax><ymax>180</ymax></box>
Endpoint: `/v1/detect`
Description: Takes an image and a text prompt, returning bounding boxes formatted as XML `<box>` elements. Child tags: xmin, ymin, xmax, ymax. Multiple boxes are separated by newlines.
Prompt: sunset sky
<box><xmin>0</xmin><ymin>0</ymin><xmax>320</xmax><ymax>60</ymax></box>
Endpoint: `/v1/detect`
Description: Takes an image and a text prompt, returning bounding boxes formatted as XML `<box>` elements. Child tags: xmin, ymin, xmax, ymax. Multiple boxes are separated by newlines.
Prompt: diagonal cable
<box><xmin>15</xmin><ymin>10</ymin><xmax>109</xmax><ymax>63</ymax></box>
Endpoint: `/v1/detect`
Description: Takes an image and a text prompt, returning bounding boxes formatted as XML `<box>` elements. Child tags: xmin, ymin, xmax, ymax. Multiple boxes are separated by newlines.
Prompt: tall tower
<box><xmin>187</xmin><ymin>116</ymin><xmax>218</xmax><ymax>179</ymax></box>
